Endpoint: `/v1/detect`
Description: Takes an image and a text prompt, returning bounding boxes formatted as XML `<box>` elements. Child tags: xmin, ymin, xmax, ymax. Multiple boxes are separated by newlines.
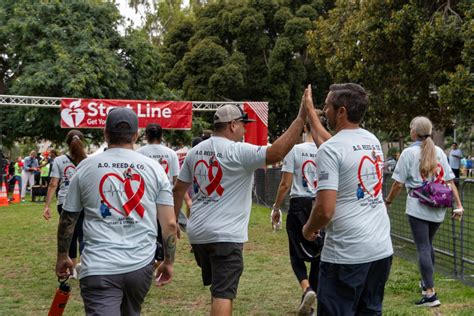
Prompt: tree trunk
<box><xmin>433</xmin><ymin>128</ymin><xmax>445</xmax><ymax>149</ymax></box>
<box><xmin>398</xmin><ymin>132</ymin><xmax>404</xmax><ymax>150</ymax></box>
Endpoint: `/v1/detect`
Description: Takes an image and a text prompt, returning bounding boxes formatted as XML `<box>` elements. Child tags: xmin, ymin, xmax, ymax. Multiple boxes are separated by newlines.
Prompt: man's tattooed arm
<box><xmin>57</xmin><ymin>210</ymin><xmax>81</xmax><ymax>256</ymax></box>
<box><xmin>163</xmin><ymin>234</ymin><xmax>177</xmax><ymax>263</ymax></box>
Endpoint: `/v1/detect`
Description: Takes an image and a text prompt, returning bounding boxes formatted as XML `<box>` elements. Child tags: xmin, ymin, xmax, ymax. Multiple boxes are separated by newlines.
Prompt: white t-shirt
<box><xmin>50</xmin><ymin>155</ymin><xmax>77</xmax><ymax>205</ymax></box>
<box><xmin>137</xmin><ymin>144</ymin><xmax>179</xmax><ymax>183</ymax></box>
<box><xmin>282</xmin><ymin>142</ymin><xmax>318</xmax><ymax>198</ymax></box>
<box><xmin>316</xmin><ymin>128</ymin><xmax>393</xmax><ymax>264</ymax></box>
<box><xmin>448</xmin><ymin>148</ymin><xmax>462</xmax><ymax>169</ymax></box>
<box><xmin>178</xmin><ymin>136</ymin><xmax>267</xmax><ymax>244</ymax></box>
<box><xmin>392</xmin><ymin>142</ymin><xmax>455</xmax><ymax>223</ymax></box>
<box><xmin>63</xmin><ymin>148</ymin><xmax>173</xmax><ymax>278</ymax></box>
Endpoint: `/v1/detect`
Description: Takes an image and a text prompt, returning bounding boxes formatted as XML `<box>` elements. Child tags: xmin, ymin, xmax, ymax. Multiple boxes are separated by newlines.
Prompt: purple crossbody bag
<box><xmin>411</xmin><ymin>181</ymin><xmax>453</xmax><ymax>208</ymax></box>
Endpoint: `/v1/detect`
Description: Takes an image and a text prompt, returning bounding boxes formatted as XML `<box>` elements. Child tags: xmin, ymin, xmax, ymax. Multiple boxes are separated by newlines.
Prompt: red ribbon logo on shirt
<box><xmin>158</xmin><ymin>157</ymin><xmax>169</xmax><ymax>175</ymax></box>
<box><xmin>99</xmin><ymin>168</ymin><xmax>146</xmax><ymax>217</ymax></box>
<box><xmin>193</xmin><ymin>156</ymin><xmax>225</xmax><ymax>197</ymax></box>
<box><xmin>302</xmin><ymin>160</ymin><xmax>318</xmax><ymax>191</ymax></box>
<box><xmin>357</xmin><ymin>155</ymin><xmax>383</xmax><ymax>197</ymax></box>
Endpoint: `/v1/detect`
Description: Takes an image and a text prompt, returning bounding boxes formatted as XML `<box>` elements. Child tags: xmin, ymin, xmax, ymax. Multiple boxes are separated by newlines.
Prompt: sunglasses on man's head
<box><xmin>235</xmin><ymin>113</ymin><xmax>249</xmax><ymax>122</ymax></box>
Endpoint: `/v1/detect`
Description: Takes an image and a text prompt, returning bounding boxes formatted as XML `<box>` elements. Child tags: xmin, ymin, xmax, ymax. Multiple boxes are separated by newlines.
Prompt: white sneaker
<box><xmin>70</xmin><ymin>269</ymin><xmax>77</xmax><ymax>279</ymax></box>
<box><xmin>75</xmin><ymin>263</ymin><xmax>82</xmax><ymax>276</ymax></box>
<box><xmin>70</xmin><ymin>263</ymin><xmax>81</xmax><ymax>279</ymax></box>
<box><xmin>298</xmin><ymin>288</ymin><xmax>316</xmax><ymax>315</ymax></box>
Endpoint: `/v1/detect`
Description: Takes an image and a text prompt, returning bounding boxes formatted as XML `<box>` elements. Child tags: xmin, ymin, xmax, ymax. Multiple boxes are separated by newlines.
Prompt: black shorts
<box><xmin>286</xmin><ymin>197</ymin><xmax>324</xmax><ymax>261</ymax></box>
<box><xmin>191</xmin><ymin>242</ymin><xmax>244</xmax><ymax>299</ymax></box>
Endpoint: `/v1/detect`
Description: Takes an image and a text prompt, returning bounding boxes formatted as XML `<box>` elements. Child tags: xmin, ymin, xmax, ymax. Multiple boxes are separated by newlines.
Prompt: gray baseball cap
<box><xmin>105</xmin><ymin>107</ymin><xmax>138</xmax><ymax>133</ymax></box>
<box><xmin>213</xmin><ymin>104</ymin><xmax>256</xmax><ymax>124</ymax></box>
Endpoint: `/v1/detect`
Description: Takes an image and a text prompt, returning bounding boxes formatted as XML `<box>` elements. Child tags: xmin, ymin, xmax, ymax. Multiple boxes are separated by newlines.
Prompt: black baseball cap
<box><xmin>105</xmin><ymin>108</ymin><xmax>138</xmax><ymax>134</ymax></box>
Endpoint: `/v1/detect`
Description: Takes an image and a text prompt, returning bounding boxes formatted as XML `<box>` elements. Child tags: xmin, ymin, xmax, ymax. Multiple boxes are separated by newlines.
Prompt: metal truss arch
<box><xmin>0</xmin><ymin>95</ymin><xmax>244</xmax><ymax>111</ymax></box>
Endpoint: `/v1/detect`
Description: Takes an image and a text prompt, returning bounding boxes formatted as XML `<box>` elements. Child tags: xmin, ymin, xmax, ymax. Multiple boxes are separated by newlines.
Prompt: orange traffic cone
<box><xmin>12</xmin><ymin>181</ymin><xmax>21</xmax><ymax>204</ymax></box>
<box><xmin>0</xmin><ymin>182</ymin><xmax>8</xmax><ymax>207</ymax></box>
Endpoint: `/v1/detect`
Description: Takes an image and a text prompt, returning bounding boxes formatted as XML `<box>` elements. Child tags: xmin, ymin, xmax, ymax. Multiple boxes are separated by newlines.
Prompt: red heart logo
<box><xmin>357</xmin><ymin>155</ymin><xmax>383</xmax><ymax>197</ymax></box>
<box><xmin>99</xmin><ymin>170</ymin><xmax>146</xmax><ymax>218</ymax></box>
<box><xmin>302</xmin><ymin>160</ymin><xmax>318</xmax><ymax>191</ymax></box>
<box><xmin>64</xmin><ymin>165</ymin><xmax>76</xmax><ymax>180</ymax></box>
<box><xmin>193</xmin><ymin>157</ymin><xmax>224</xmax><ymax>197</ymax></box>
<box><xmin>61</xmin><ymin>99</ymin><xmax>85</xmax><ymax>127</ymax></box>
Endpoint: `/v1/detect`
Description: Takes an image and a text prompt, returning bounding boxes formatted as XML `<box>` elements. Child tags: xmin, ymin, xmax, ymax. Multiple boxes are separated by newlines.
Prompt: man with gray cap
<box><xmin>173</xmin><ymin>102</ymin><xmax>308</xmax><ymax>315</ymax></box>
<box><xmin>55</xmin><ymin>107</ymin><xmax>177</xmax><ymax>315</ymax></box>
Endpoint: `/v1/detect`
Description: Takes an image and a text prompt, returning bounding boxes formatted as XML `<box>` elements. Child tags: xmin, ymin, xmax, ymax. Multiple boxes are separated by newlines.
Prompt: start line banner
<box><xmin>60</xmin><ymin>98</ymin><xmax>192</xmax><ymax>130</ymax></box>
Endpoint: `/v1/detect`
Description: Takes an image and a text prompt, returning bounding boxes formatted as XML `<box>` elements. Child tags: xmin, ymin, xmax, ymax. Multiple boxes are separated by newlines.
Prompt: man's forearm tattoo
<box><xmin>163</xmin><ymin>234</ymin><xmax>176</xmax><ymax>263</ymax></box>
<box><xmin>57</xmin><ymin>211</ymin><xmax>81</xmax><ymax>255</ymax></box>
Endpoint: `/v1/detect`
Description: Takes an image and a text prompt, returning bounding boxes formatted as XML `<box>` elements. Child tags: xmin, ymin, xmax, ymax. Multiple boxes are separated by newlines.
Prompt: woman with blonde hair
<box><xmin>385</xmin><ymin>116</ymin><xmax>463</xmax><ymax>307</ymax></box>
<box><xmin>43</xmin><ymin>130</ymin><xmax>88</xmax><ymax>278</ymax></box>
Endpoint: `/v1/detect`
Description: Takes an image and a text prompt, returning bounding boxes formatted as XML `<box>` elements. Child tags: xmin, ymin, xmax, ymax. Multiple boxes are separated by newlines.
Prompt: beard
<box><xmin>321</xmin><ymin>115</ymin><xmax>334</xmax><ymax>131</ymax></box>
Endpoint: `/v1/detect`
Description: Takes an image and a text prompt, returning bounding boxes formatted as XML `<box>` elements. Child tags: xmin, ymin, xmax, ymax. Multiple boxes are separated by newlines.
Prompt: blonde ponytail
<box><xmin>420</xmin><ymin>137</ymin><xmax>437</xmax><ymax>179</ymax></box>
<box><xmin>409</xmin><ymin>117</ymin><xmax>437</xmax><ymax>179</ymax></box>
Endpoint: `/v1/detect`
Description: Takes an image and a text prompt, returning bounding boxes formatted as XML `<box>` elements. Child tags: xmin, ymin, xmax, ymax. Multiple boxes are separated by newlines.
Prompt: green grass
<box><xmin>0</xmin><ymin>201</ymin><xmax>473</xmax><ymax>315</ymax></box>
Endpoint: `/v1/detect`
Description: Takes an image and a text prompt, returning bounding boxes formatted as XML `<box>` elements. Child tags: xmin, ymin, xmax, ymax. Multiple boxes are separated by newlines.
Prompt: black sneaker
<box><xmin>415</xmin><ymin>293</ymin><xmax>441</xmax><ymax>307</ymax></box>
<box><xmin>298</xmin><ymin>287</ymin><xmax>316</xmax><ymax>315</ymax></box>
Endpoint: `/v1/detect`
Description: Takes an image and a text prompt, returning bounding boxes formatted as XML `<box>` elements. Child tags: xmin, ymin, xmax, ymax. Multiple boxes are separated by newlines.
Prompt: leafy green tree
<box><xmin>0</xmin><ymin>1</ymin><xmax>174</xmax><ymax>148</ymax></box>
<box><xmin>159</xmin><ymin>0</ymin><xmax>333</xmax><ymax>138</ymax></box>
<box><xmin>308</xmin><ymin>0</ymin><xmax>473</xmax><ymax>145</ymax></box>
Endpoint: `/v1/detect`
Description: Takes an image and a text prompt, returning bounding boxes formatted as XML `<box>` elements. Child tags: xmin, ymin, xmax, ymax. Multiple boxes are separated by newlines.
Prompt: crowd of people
<box><xmin>0</xmin><ymin>149</ymin><xmax>57</xmax><ymax>201</ymax></box>
<box><xmin>383</xmin><ymin>140</ymin><xmax>473</xmax><ymax>180</ymax></box>
<box><xmin>0</xmin><ymin>83</ymin><xmax>469</xmax><ymax>315</ymax></box>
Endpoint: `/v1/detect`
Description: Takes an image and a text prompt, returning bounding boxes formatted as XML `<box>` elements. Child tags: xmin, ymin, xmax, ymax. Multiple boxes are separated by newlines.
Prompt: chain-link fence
<box><xmin>253</xmin><ymin>168</ymin><xmax>474</xmax><ymax>286</ymax></box>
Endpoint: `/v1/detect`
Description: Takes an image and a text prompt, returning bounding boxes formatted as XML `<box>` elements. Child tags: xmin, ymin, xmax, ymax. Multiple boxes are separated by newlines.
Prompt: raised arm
<box><xmin>266</xmin><ymin>99</ymin><xmax>307</xmax><ymax>165</ymax></box>
<box><xmin>304</xmin><ymin>85</ymin><xmax>331</xmax><ymax>146</ymax></box>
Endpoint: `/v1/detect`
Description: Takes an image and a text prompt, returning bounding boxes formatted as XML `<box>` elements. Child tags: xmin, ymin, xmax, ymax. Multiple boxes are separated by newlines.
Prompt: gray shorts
<box><xmin>80</xmin><ymin>262</ymin><xmax>154</xmax><ymax>316</ymax></box>
<box><xmin>192</xmin><ymin>242</ymin><xmax>244</xmax><ymax>299</ymax></box>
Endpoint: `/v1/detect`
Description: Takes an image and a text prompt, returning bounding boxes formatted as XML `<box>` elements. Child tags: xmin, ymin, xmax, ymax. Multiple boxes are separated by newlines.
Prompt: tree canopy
<box><xmin>0</xmin><ymin>0</ymin><xmax>472</xmax><ymax>151</ymax></box>
<box><xmin>308</xmin><ymin>0</ymin><xmax>473</xmax><ymax>141</ymax></box>
<box><xmin>158</xmin><ymin>0</ymin><xmax>333</xmax><ymax>139</ymax></box>
<box><xmin>0</xmin><ymin>0</ymin><xmax>176</xmax><ymax>148</ymax></box>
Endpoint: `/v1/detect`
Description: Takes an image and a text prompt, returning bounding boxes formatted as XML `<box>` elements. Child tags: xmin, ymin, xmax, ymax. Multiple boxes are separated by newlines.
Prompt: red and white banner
<box><xmin>60</xmin><ymin>99</ymin><xmax>192</xmax><ymax>130</ymax></box>
<box><xmin>244</xmin><ymin>102</ymin><xmax>268</xmax><ymax>146</ymax></box>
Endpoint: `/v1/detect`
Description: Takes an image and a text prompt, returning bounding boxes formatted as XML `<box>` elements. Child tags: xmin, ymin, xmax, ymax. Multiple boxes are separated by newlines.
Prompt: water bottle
<box><xmin>48</xmin><ymin>278</ymin><xmax>71</xmax><ymax>316</ymax></box>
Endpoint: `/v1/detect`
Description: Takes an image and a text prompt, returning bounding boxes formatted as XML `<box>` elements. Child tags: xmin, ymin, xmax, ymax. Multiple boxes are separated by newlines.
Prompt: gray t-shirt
<box><xmin>50</xmin><ymin>155</ymin><xmax>77</xmax><ymax>205</ymax></box>
<box><xmin>63</xmin><ymin>148</ymin><xmax>173</xmax><ymax>278</ymax></box>
<box><xmin>282</xmin><ymin>142</ymin><xmax>318</xmax><ymax>198</ymax></box>
<box><xmin>137</xmin><ymin>144</ymin><xmax>179</xmax><ymax>183</ymax></box>
<box><xmin>392</xmin><ymin>142</ymin><xmax>455</xmax><ymax>223</ymax></box>
<box><xmin>178</xmin><ymin>136</ymin><xmax>267</xmax><ymax>244</ymax></box>
<box><xmin>316</xmin><ymin>129</ymin><xmax>393</xmax><ymax>264</ymax></box>
<box><xmin>448</xmin><ymin>148</ymin><xmax>462</xmax><ymax>169</ymax></box>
